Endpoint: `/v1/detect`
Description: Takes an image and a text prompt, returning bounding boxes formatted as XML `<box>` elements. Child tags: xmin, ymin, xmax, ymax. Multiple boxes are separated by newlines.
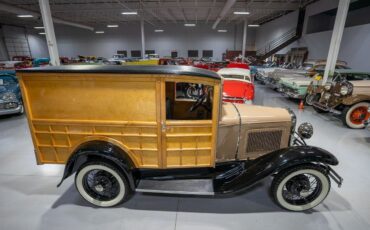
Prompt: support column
<box><xmin>141</xmin><ymin>19</ymin><xmax>145</xmax><ymax>58</ymax></box>
<box><xmin>241</xmin><ymin>19</ymin><xmax>248</xmax><ymax>61</ymax></box>
<box><xmin>322</xmin><ymin>0</ymin><xmax>350</xmax><ymax>84</ymax></box>
<box><xmin>39</xmin><ymin>0</ymin><xmax>60</xmax><ymax>66</ymax></box>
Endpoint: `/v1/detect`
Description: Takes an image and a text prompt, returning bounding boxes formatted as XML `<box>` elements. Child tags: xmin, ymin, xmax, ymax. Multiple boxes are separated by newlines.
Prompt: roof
<box><xmin>217</xmin><ymin>68</ymin><xmax>251</xmax><ymax>76</ymax></box>
<box><xmin>16</xmin><ymin>65</ymin><xmax>221</xmax><ymax>80</ymax></box>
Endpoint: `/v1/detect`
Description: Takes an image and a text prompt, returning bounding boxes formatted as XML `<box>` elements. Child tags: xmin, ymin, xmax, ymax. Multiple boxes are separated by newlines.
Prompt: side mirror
<box><xmin>298</xmin><ymin>122</ymin><xmax>314</xmax><ymax>139</ymax></box>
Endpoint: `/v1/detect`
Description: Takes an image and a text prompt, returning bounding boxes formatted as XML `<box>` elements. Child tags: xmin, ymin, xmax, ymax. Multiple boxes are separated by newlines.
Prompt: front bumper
<box><xmin>279</xmin><ymin>86</ymin><xmax>304</xmax><ymax>99</ymax></box>
<box><xmin>0</xmin><ymin>102</ymin><xmax>23</xmax><ymax>116</ymax></box>
<box><xmin>312</xmin><ymin>102</ymin><xmax>341</xmax><ymax>114</ymax></box>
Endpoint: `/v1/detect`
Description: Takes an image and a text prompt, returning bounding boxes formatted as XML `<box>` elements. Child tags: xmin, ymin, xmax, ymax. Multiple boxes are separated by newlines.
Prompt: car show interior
<box><xmin>0</xmin><ymin>0</ymin><xmax>369</xmax><ymax>230</ymax></box>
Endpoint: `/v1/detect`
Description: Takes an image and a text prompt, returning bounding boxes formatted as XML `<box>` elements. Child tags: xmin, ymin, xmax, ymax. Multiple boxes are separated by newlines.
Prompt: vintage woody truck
<box><xmin>16</xmin><ymin>65</ymin><xmax>342</xmax><ymax>211</ymax></box>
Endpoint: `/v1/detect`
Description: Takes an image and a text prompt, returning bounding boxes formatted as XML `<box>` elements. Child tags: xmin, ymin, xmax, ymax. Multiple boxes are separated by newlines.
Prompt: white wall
<box><xmin>281</xmin><ymin>0</ymin><xmax>370</xmax><ymax>71</ymax></box>
<box><xmin>27</xmin><ymin>23</ymin><xmax>256</xmax><ymax>61</ymax></box>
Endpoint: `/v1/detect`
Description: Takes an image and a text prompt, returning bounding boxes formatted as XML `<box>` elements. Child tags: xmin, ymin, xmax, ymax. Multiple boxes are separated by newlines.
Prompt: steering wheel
<box><xmin>189</xmin><ymin>94</ymin><xmax>206</xmax><ymax>112</ymax></box>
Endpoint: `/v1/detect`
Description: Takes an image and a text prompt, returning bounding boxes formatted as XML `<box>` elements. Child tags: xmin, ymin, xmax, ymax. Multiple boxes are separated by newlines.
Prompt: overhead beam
<box><xmin>0</xmin><ymin>2</ymin><xmax>94</xmax><ymax>31</ymax></box>
<box><xmin>212</xmin><ymin>0</ymin><xmax>237</xmax><ymax>29</ymax></box>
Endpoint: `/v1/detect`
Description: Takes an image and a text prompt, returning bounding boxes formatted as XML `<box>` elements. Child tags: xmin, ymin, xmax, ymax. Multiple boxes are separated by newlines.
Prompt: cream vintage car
<box><xmin>17</xmin><ymin>65</ymin><xmax>342</xmax><ymax>211</ymax></box>
<box><xmin>313</xmin><ymin>78</ymin><xmax>370</xmax><ymax>129</ymax></box>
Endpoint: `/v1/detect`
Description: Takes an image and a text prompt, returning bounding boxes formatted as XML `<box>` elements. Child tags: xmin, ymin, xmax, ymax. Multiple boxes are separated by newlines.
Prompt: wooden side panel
<box><xmin>19</xmin><ymin>73</ymin><xmax>160</xmax><ymax>168</ymax></box>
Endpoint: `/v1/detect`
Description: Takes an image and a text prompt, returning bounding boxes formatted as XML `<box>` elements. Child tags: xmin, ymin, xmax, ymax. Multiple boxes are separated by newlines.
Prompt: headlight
<box><xmin>340</xmin><ymin>85</ymin><xmax>349</xmax><ymax>95</ymax></box>
<box><xmin>0</xmin><ymin>92</ymin><xmax>17</xmax><ymax>101</ymax></box>
<box><xmin>323</xmin><ymin>92</ymin><xmax>331</xmax><ymax>100</ymax></box>
<box><xmin>298</xmin><ymin>122</ymin><xmax>314</xmax><ymax>139</ymax></box>
<box><xmin>324</xmin><ymin>83</ymin><xmax>331</xmax><ymax>91</ymax></box>
<box><xmin>286</xmin><ymin>108</ymin><xmax>297</xmax><ymax>133</ymax></box>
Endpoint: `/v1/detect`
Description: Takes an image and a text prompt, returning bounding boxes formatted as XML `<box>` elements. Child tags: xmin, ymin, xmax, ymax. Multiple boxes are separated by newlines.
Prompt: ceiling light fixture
<box><xmin>34</xmin><ymin>26</ymin><xmax>44</xmax><ymax>29</ymax></box>
<box><xmin>121</xmin><ymin>11</ymin><xmax>137</xmax><ymax>15</ymax></box>
<box><xmin>95</xmin><ymin>31</ymin><xmax>105</xmax><ymax>34</ymax></box>
<box><xmin>248</xmin><ymin>24</ymin><xmax>260</xmax><ymax>27</ymax></box>
<box><xmin>233</xmin><ymin>11</ymin><xmax>250</xmax><ymax>15</ymax></box>
<box><xmin>184</xmin><ymin>23</ymin><xmax>196</xmax><ymax>27</ymax></box>
<box><xmin>107</xmin><ymin>25</ymin><xmax>119</xmax><ymax>28</ymax></box>
<box><xmin>217</xmin><ymin>29</ymin><xmax>227</xmax><ymax>32</ymax></box>
<box><xmin>39</xmin><ymin>32</ymin><xmax>46</xmax><ymax>35</ymax></box>
<box><xmin>154</xmin><ymin>29</ymin><xmax>164</xmax><ymax>32</ymax></box>
<box><xmin>17</xmin><ymin>15</ymin><xmax>34</xmax><ymax>18</ymax></box>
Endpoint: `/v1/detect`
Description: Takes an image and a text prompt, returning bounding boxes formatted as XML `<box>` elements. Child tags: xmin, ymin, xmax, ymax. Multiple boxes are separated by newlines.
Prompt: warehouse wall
<box><xmin>0</xmin><ymin>28</ymin><xmax>9</xmax><ymax>61</ymax></box>
<box><xmin>27</xmin><ymin>23</ymin><xmax>256</xmax><ymax>61</ymax></box>
<box><xmin>273</xmin><ymin>0</ymin><xmax>370</xmax><ymax>71</ymax></box>
<box><xmin>255</xmin><ymin>11</ymin><xmax>299</xmax><ymax>51</ymax></box>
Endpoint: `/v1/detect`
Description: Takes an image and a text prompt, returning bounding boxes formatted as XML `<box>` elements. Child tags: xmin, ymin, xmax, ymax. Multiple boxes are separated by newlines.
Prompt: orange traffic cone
<box><xmin>299</xmin><ymin>100</ymin><xmax>304</xmax><ymax>110</ymax></box>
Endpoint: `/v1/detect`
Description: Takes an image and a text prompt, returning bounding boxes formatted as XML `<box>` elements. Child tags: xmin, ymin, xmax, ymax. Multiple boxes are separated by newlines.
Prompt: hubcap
<box><xmin>350</xmin><ymin>106</ymin><xmax>370</xmax><ymax>125</ymax></box>
<box><xmin>82</xmin><ymin>169</ymin><xmax>120</xmax><ymax>201</ymax></box>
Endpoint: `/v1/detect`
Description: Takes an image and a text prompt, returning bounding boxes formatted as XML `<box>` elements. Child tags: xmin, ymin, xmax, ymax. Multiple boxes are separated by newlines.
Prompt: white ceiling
<box><xmin>0</xmin><ymin>0</ymin><xmax>317</xmax><ymax>30</ymax></box>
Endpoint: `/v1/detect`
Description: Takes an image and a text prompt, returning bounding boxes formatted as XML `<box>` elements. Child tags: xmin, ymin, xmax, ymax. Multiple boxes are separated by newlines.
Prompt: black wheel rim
<box><xmin>282</xmin><ymin>173</ymin><xmax>322</xmax><ymax>206</ymax></box>
<box><xmin>82</xmin><ymin>169</ymin><xmax>120</xmax><ymax>201</ymax></box>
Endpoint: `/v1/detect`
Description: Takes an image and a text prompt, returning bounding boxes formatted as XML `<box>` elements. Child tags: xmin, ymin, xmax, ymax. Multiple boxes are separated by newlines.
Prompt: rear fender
<box><xmin>214</xmin><ymin>146</ymin><xmax>339</xmax><ymax>194</ymax></box>
<box><xmin>57</xmin><ymin>141</ymin><xmax>136</xmax><ymax>189</ymax></box>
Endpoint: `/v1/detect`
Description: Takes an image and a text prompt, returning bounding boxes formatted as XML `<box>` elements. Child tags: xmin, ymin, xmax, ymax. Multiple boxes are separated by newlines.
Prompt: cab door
<box><xmin>160</xmin><ymin>78</ymin><xmax>220</xmax><ymax>168</ymax></box>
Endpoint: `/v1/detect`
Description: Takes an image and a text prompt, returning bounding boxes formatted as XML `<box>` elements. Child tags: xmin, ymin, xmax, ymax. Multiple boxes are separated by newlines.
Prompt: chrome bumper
<box><xmin>279</xmin><ymin>87</ymin><xmax>304</xmax><ymax>99</ymax></box>
<box><xmin>313</xmin><ymin>102</ymin><xmax>341</xmax><ymax>114</ymax></box>
<box><xmin>0</xmin><ymin>104</ymin><xmax>23</xmax><ymax>116</ymax></box>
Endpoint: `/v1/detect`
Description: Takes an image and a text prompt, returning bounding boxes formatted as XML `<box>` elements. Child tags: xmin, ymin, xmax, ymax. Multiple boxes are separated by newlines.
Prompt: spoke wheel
<box><xmin>75</xmin><ymin>162</ymin><xmax>129</xmax><ymax>207</ymax></box>
<box><xmin>271</xmin><ymin>165</ymin><xmax>330</xmax><ymax>211</ymax></box>
<box><xmin>342</xmin><ymin>102</ymin><xmax>370</xmax><ymax>129</ymax></box>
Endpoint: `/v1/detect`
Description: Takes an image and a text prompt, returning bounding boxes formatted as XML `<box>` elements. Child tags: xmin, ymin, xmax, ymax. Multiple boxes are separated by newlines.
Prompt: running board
<box><xmin>136</xmin><ymin>179</ymin><xmax>215</xmax><ymax>195</ymax></box>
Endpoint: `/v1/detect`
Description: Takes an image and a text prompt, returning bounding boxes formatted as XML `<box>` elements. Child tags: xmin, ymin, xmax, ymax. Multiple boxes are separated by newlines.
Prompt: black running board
<box><xmin>136</xmin><ymin>179</ymin><xmax>215</xmax><ymax>195</ymax></box>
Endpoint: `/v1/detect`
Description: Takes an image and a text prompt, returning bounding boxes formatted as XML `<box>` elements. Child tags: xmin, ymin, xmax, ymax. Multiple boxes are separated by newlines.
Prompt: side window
<box><xmin>346</xmin><ymin>73</ymin><xmax>370</xmax><ymax>81</ymax></box>
<box><xmin>166</xmin><ymin>82</ymin><xmax>213</xmax><ymax>120</ymax></box>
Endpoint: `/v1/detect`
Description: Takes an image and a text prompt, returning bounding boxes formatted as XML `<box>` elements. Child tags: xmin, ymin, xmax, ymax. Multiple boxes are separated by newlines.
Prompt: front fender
<box><xmin>214</xmin><ymin>145</ymin><xmax>338</xmax><ymax>194</ymax></box>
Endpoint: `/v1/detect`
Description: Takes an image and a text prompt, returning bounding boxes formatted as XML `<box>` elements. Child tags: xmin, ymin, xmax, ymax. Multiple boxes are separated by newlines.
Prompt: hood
<box><xmin>219</xmin><ymin>103</ymin><xmax>291</xmax><ymax>126</ymax></box>
<box><xmin>0</xmin><ymin>84</ymin><xmax>18</xmax><ymax>95</ymax></box>
<box><xmin>223</xmin><ymin>80</ymin><xmax>252</xmax><ymax>99</ymax></box>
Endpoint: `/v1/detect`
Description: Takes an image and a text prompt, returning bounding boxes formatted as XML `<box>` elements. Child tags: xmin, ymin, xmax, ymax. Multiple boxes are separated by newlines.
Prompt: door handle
<box><xmin>161</xmin><ymin>121</ymin><xmax>166</xmax><ymax>132</ymax></box>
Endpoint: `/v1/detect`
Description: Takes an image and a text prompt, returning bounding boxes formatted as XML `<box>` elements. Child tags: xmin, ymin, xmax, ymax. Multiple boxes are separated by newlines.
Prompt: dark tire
<box><xmin>341</xmin><ymin>102</ymin><xmax>370</xmax><ymax>129</ymax></box>
<box><xmin>75</xmin><ymin>161</ymin><xmax>130</xmax><ymax>207</ymax></box>
<box><xmin>271</xmin><ymin>164</ymin><xmax>330</xmax><ymax>211</ymax></box>
<box><xmin>304</xmin><ymin>93</ymin><xmax>320</xmax><ymax>106</ymax></box>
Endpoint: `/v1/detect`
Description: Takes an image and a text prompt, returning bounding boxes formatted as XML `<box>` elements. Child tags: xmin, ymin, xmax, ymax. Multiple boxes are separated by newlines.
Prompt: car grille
<box><xmin>246</xmin><ymin>130</ymin><xmax>283</xmax><ymax>153</ymax></box>
<box><xmin>0</xmin><ymin>102</ymin><xmax>19</xmax><ymax>109</ymax></box>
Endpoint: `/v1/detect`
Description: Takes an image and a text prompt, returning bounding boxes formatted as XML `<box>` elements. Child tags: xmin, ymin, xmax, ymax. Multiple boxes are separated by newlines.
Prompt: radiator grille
<box><xmin>247</xmin><ymin>130</ymin><xmax>282</xmax><ymax>153</ymax></box>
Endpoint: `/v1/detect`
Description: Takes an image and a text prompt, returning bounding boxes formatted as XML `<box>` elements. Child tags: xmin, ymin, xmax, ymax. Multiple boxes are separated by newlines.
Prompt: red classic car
<box><xmin>218</xmin><ymin>68</ymin><xmax>254</xmax><ymax>104</ymax></box>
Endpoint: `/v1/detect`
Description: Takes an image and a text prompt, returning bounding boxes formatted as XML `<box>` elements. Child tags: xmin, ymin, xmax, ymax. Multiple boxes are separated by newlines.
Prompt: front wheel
<box><xmin>75</xmin><ymin>161</ymin><xmax>130</xmax><ymax>207</ymax></box>
<box><xmin>304</xmin><ymin>93</ymin><xmax>320</xmax><ymax>106</ymax></box>
<box><xmin>271</xmin><ymin>164</ymin><xmax>330</xmax><ymax>211</ymax></box>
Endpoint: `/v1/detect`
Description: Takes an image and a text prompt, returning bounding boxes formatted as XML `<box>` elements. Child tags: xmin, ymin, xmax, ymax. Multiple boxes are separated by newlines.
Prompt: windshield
<box><xmin>0</xmin><ymin>76</ymin><xmax>16</xmax><ymax>86</ymax></box>
<box><xmin>302</xmin><ymin>63</ymin><xmax>313</xmax><ymax>70</ymax></box>
<box><xmin>221</xmin><ymin>74</ymin><xmax>250</xmax><ymax>82</ymax></box>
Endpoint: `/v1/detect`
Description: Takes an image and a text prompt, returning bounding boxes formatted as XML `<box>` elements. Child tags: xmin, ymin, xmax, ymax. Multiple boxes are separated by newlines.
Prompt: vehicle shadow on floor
<box><xmin>51</xmin><ymin>178</ymin><xmax>351</xmax><ymax>214</ymax></box>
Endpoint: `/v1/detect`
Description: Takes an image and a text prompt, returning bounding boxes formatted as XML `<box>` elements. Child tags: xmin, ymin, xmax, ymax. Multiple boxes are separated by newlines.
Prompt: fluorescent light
<box><xmin>233</xmin><ymin>11</ymin><xmax>250</xmax><ymax>15</ymax></box>
<box><xmin>95</xmin><ymin>31</ymin><xmax>105</xmax><ymax>34</ymax></box>
<box><xmin>248</xmin><ymin>24</ymin><xmax>260</xmax><ymax>27</ymax></box>
<box><xmin>107</xmin><ymin>25</ymin><xmax>119</xmax><ymax>28</ymax></box>
<box><xmin>154</xmin><ymin>29</ymin><xmax>164</xmax><ymax>32</ymax></box>
<box><xmin>34</xmin><ymin>26</ymin><xmax>44</xmax><ymax>29</ymax></box>
<box><xmin>217</xmin><ymin>29</ymin><xmax>227</xmax><ymax>32</ymax></box>
<box><xmin>184</xmin><ymin>23</ymin><xmax>196</xmax><ymax>27</ymax></box>
<box><xmin>17</xmin><ymin>15</ymin><xmax>34</xmax><ymax>18</ymax></box>
<box><xmin>39</xmin><ymin>32</ymin><xmax>46</xmax><ymax>35</ymax></box>
<box><xmin>121</xmin><ymin>11</ymin><xmax>137</xmax><ymax>15</ymax></box>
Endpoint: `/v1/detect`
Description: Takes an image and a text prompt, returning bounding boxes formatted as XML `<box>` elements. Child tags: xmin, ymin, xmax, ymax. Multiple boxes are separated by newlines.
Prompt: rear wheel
<box><xmin>271</xmin><ymin>164</ymin><xmax>330</xmax><ymax>211</ymax></box>
<box><xmin>305</xmin><ymin>93</ymin><xmax>320</xmax><ymax>106</ymax></box>
<box><xmin>342</xmin><ymin>102</ymin><xmax>370</xmax><ymax>129</ymax></box>
<box><xmin>75</xmin><ymin>161</ymin><xmax>130</xmax><ymax>207</ymax></box>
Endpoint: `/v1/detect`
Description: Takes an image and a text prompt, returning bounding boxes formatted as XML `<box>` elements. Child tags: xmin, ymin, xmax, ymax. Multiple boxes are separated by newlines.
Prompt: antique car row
<box><xmin>254</xmin><ymin>61</ymin><xmax>370</xmax><ymax>129</ymax></box>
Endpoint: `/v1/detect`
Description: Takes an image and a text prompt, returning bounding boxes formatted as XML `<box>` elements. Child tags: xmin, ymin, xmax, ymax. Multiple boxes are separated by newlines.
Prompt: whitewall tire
<box><xmin>75</xmin><ymin>162</ymin><xmax>129</xmax><ymax>207</ymax></box>
<box><xmin>342</xmin><ymin>102</ymin><xmax>370</xmax><ymax>129</ymax></box>
<box><xmin>271</xmin><ymin>165</ymin><xmax>330</xmax><ymax>211</ymax></box>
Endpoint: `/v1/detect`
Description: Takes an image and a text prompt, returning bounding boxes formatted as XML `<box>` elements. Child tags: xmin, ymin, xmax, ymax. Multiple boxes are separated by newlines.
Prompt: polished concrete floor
<box><xmin>1</xmin><ymin>84</ymin><xmax>370</xmax><ymax>230</ymax></box>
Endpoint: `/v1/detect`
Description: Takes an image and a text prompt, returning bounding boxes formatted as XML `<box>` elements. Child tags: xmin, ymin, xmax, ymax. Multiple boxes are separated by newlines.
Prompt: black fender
<box><xmin>214</xmin><ymin>145</ymin><xmax>339</xmax><ymax>194</ymax></box>
<box><xmin>57</xmin><ymin>141</ymin><xmax>136</xmax><ymax>189</ymax></box>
